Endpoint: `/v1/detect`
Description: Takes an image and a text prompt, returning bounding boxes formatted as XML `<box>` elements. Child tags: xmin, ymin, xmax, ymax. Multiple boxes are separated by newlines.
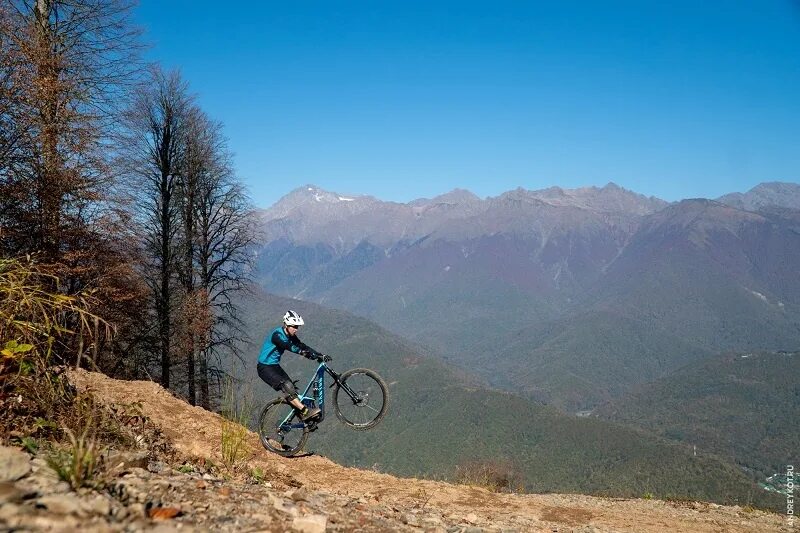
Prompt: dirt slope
<box><xmin>69</xmin><ymin>369</ymin><xmax>791</xmax><ymax>533</ymax></box>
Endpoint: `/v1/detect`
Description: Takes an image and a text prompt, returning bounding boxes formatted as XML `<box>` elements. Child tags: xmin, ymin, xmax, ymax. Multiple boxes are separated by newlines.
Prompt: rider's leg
<box><xmin>288</xmin><ymin>398</ymin><xmax>304</xmax><ymax>410</ymax></box>
<box><xmin>278</xmin><ymin>378</ymin><xmax>320</xmax><ymax>420</ymax></box>
<box><xmin>277</xmin><ymin>379</ymin><xmax>304</xmax><ymax>410</ymax></box>
<box><xmin>257</xmin><ymin>363</ymin><xmax>319</xmax><ymax>419</ymax></box>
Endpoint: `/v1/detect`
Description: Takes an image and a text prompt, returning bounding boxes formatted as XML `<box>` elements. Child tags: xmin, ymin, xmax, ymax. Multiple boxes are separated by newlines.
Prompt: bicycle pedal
<box><xmin>307</xmin><ymin>422</ymin><xmax>319</xmax><ymax>432</ymax></box>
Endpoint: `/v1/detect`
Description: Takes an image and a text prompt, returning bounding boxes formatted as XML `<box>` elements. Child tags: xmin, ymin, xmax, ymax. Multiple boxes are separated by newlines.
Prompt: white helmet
<box><xmin>283</xmin><ymin>310</ymin><xmax>304</xmax><ymax>327</ymax></box>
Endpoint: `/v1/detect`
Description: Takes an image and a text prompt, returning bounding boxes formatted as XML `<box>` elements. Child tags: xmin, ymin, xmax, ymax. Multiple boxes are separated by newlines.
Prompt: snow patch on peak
<box><xmin>746</xmin><ymin>288</ymin><xmax>768</xmax><ymax>302</ymax></box>
<box><xmin>744</xmin><ymin>287</ymin><xmax>783</xmax><ymax>310</ymax></box>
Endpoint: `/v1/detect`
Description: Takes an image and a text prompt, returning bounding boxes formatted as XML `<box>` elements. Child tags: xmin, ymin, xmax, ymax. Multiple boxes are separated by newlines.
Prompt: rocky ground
<box><xmin>1</xmin><ymin>444</ymin><xmax>476</xmax><ymax>532</ymax></box>
<box><xmin>0</xmin><ymin>369</ymin><xmax>793</xmax><ymax>532</ymax></box>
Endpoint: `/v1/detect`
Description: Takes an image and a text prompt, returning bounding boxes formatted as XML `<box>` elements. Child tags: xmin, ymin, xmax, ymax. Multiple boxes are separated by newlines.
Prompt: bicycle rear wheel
<box><xmin>258</xmin><ymin>398</ymin><xmax>308</xmax><ymax>456</ymax></box>
<box><xmin>333</xmin><ymin>368</ymin><xmax>388</xmax><ymax>430</ymax></box>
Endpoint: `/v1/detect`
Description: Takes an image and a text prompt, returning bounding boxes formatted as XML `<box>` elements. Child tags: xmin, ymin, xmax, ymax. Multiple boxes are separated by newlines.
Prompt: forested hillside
<box><xmin>596</xmin><ymin>351</ymin><xmax>800</xmax><ymax>481</ymax></box>
<box><xmin>236</xmin><ymin>288</ymin><xmax>783</xmax><ymax>510</ymax></box>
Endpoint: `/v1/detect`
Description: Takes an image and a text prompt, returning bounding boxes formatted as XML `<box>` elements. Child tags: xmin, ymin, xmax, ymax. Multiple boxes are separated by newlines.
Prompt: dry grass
<box><xmin>219</xmin><ymin>377</ymin><xmax>256</xmax><ymax>474</ymax></box>
<box><xmin>0</xmin><ymin>257</ymin><xmax>110</xmax><ymax>414</ymax></box>
<box><xmin>0</xmin><ymin>257</ymin><xmax>170</xmax><ymax>487</ymax></box>
<box><xmin>45</xmin><ymin>394</ymin><xmax>103</xmax><ymax>489</ymax></box>
<box><xmin>0</xmin><ymin>257</ymin><xmax>105</xmax><ymax>436</ymax></box>
<box><xmin>453</xmin><ymin>458</ymin><xmax>525</xmax><ymax>493</ymax></box>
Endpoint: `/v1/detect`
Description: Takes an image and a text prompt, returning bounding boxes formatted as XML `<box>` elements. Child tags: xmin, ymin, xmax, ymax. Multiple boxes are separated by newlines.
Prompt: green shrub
<box><xmin>178</xmin><ymin>463</ymin><xmax>194</xmax><ymax>474</ymax></box>
<box><xmin>250</xmin><ymin>466</ymin><xmax>267</xmax><ymax>484</ymax></box>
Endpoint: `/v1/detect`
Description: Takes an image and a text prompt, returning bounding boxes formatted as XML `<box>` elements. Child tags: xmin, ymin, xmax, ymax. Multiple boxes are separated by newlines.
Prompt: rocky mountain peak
<box><xmin>717</xmin><ymin>181</ymin><xmax>800</xmax><ymax>211</ymax></box>
<box><xmin>409</xmin><ymin>188</ymin><xmax>482</xmax><ymax>207</ymax></box>
<box><xmin>637</xmin><ymin>199</ymin><xmax>767</xmax><ymax>249</ymax></box>
<box><xmin>289</xmin><ymin>184</ymin><xmax>364</xmax><ymax>204</ymax></box>
<box><xmin>263</xmin><ymin>184</ymin><xmax>374</xmax><ymax>220</ymax></box>
<box><xmin>649</xmin><ymin>198</ymin><xmax>760</xmax><ymax>222</ymax></box>
<box><xmin>492</xmin><ymin>182</ymin><xmax>666</xmax><ymax>215</ymax></box>
<box><xmin>494</xmin><ymin>187</ymin><xmax>551</xmax><ymax>206</ymax></box>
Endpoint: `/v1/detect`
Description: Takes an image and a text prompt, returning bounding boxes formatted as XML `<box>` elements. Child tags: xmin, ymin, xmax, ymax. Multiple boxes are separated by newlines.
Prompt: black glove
<box><xmin>316</xmin><ymin>353</ymin><xmax>332</xmax><ymax>363</ymax></box>
<box><xmin>299</xmin><ymin>349</ymin><xmax>314</xmax><ymax>359</ymax></box>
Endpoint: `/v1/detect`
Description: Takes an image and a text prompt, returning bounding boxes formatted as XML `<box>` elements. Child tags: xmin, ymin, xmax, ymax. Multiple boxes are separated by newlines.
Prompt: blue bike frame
<box><xmin>279</xmin><ymin>362</ymin><xmax>342</xmax><ymax>430</ymax></box>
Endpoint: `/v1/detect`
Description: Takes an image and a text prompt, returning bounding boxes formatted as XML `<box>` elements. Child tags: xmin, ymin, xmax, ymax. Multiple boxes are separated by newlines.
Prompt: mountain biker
<box><xmin>257</xmin><ymin>310</ymin><xmax>330</xmax><ymax>421</ymax></box>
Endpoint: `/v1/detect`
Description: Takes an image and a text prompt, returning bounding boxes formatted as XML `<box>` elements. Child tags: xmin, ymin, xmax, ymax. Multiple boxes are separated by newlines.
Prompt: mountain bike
<box><xmin>257</xmin><ymin>353</ymin><xmax>388</xmax><ymax>456</ymax></box>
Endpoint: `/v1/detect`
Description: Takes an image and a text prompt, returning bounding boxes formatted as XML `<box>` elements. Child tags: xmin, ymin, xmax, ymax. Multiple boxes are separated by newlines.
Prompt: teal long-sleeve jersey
<box><xmin>258</xmin><ymin>326</ymin><xmax>310</xmax><ymax>365</ymax></box>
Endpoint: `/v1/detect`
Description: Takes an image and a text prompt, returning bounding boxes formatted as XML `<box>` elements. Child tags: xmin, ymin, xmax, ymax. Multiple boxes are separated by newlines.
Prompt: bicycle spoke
<box><xmin>258</xmin><ymin>399</ymin><xmax>308</xmax><ymax>456</ymax></box>
<box><xmin>333</xmin><ymin>369</ymin><xmax>388</xmax><ymax>429</ymax></box>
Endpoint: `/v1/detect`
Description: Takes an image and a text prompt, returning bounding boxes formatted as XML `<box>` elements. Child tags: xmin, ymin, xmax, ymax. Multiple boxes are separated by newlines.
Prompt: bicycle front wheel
<box><xmin>258</xmin><ymin>398</ymin><xmax>308</xmax><ymax>456</ymax></box>
<box><xmin>333</xmin><ymin>368</ymin><xmax>388</xmax><ymax>430</ymax></box>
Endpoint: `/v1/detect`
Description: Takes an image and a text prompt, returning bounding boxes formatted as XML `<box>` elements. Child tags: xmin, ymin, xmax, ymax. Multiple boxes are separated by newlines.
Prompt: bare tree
<box><xmin>175</xmin><ymin>105</ymin><xmax>212</xmax><ymax>405</ymax></box>
<box><xmin>118</xmin><ymin>68</ymin><xmax>254</xmax><ymax>403</ymax></box>
<box><xmin>0</xmin><ymin>4</ymin><xmax>26</xmax><ymax>200</ymax></box>
<box><xmin>0</xmin><ymin>1</ymin><xmax>253</xmax><ymax>390</ymax></box>
<box><xmin>118</xmin><ymin>67</ymin><xmax>192</xmax><ymax>389</ymax></box>
<box><xmin>177</xmin><ymin>107</ymin><xmax>256</xmax><ymax>408</ymax></box>
<box><xmin>195</xmin><ymin>173</ymin><xmax>256</xmax><ymax>409</ymax></box>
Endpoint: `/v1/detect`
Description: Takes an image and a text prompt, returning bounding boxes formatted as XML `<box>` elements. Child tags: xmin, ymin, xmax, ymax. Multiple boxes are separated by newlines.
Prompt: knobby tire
<box><xmin>258</xmin><ymin>398</ymin><xmax>308</xmax><ymax>456</ymax></box>
<box><xmin>333</xmin><ymin>368</ymin><xmax>388</xmax><ymax>430</ymax></box>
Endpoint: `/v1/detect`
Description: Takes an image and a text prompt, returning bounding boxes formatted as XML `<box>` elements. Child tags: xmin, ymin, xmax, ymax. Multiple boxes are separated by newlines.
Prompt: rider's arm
<box><xmin>294</xmin><ymin>338</ymin><xmax>316</xmax><ymax>358</ymax></box>
<box><xmin>271</xmin><ymin>330</ymin><xmax>314</xmax><ymax>358</ymax></box>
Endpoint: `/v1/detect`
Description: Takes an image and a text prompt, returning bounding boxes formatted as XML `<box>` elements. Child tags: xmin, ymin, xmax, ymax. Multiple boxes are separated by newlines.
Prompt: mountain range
<box><xmin>252</xmin><ymin>181</ymin><xmax>800</xmax><ymax>412</ymax></box>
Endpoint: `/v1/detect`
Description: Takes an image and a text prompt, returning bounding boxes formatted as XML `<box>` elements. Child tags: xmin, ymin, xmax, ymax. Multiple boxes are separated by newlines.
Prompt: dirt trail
<box><xmin>69</xmin><ymin>369</ymin><xmax>791</xmax><ymax>533</ymax></box>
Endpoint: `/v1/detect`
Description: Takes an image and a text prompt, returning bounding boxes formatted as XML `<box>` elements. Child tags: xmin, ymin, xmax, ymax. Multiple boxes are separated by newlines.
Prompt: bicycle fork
<box><xmin>325</xmin><ymin>366</ymin><xmax>363</xmax><ymax>405</ymax></box>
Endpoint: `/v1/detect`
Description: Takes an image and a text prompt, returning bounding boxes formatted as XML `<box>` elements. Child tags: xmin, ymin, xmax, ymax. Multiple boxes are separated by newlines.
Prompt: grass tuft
<box><xmin>45</xmin><ymin>394</ymin><xmax>103</xmax><ymax>489</ymax></box>
<box><xmin>219</xmin><ymin>377</ymin><xmax>255</xmax><ymax>473</ymax></box>
<box><xmin>453</xmin><ymin>458</ymin><xmax>525</xmax><ymax>493</ymax></box>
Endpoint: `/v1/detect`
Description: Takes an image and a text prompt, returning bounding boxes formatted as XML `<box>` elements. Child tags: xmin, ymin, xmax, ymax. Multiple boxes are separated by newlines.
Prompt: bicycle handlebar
<box><xmin>302</xmin><ymin>349</ymin><xmax>332</xmax><ymax>363</ymax></box>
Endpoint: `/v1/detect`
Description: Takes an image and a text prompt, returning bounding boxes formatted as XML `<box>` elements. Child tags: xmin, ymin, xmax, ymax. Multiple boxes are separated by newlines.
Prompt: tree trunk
<box><xmin>159</xmin><ymin>170</ymin><xmax>172</xmax><ymax>388</ymax></box>
<box><xmin>34</xmin><ymin>0</ymin><xmax>62</xmax><ymax>262</ymax></box>
<box><xmin>187</xmin><ymin>334</ymin><xmax>196</xmax><ymax>405</ymax></box>
<box><xmin>199</xmin><ymin>347</ymin><xmax>209</xmax><ymax>410</ymax></box>
<box><xmin>184</xmin><ymin>185</ymin><xmax>196</xmax><ymax>405</ymax></box>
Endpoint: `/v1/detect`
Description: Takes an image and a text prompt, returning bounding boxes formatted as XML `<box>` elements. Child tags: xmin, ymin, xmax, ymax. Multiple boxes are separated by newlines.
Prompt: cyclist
<box><xmin>257</xmin><ymin>310</ymin><xmax>329</xmax><ymax>421</ymax></box>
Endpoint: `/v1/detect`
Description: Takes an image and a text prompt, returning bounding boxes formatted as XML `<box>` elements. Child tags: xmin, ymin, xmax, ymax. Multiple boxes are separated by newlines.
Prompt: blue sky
<box><xmin>134</xmin><ymin>1</ymin><xmax>800</xmax><ymax>208</ymax></box>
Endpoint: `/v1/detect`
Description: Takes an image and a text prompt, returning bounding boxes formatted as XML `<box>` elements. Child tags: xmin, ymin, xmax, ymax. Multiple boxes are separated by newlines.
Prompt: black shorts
<box><xmin>257</xmin><ymin>363</ymin><xmax>292</xmax><ymax>391</ymax></box>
